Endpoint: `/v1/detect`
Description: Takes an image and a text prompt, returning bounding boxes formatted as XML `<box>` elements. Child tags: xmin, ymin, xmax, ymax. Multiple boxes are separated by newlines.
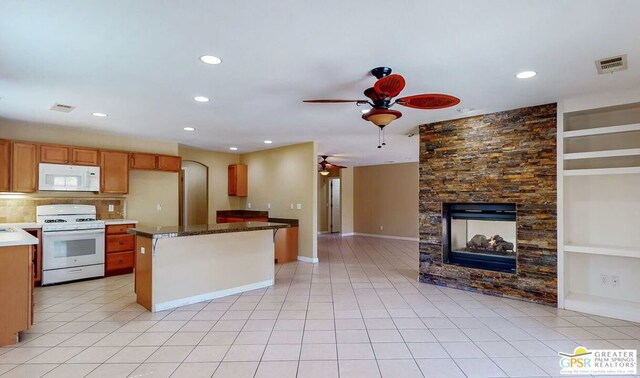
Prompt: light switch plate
<box><xmin>296</xmin><ymin>203</ymin><xmax>302</xmax><ymax>210</ymax></box>
<box><xmin>108</xmin><ymin>204</ymin><xmax>114</xmax><ymax>212</ymax></box>
<box><xmin>140</xmin><ymin>247</ymin><xmax>145</xmax><ymax>255</ymax></box>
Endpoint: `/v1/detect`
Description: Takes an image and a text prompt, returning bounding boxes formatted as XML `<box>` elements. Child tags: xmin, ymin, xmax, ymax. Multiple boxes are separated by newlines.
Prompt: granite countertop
<box><xmin>0</xmin><ymin>226</ymin><xmax>39</xmax><ymax>247</ymax></box>
<box><xmin>129</xmin><ymin>221</ymin><xmax>290</xmax><ymax>239</ymax></box>
<box><xmin>216</xmin><ymin>210</ymin><xmax>269</xmax><ymax>218</ymax></box>
<box><xmin>103</xmin><ymin>219</ymin><xmax>138</xmax><ymax>225</ymax></box>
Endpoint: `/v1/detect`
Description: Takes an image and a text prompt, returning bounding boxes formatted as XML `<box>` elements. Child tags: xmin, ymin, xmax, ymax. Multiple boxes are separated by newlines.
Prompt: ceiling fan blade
<box><xmin>396</xmin><ymin>94</ymin><xmax>460</xmax><ymax>109</ymax></box>
<box><xmin>373</xmin><ymin>74</ymin><xmax>406</xmax><ymax>98</ymax></box>
<box><xmin>303</xmin><ymin>99</ymin><xmax>368</xmax><ymax>103</ymax></box>
<box><xmin>326</xmin><ymin>163</ymin><xmax>347</xmax><ymax>169</ymax></box>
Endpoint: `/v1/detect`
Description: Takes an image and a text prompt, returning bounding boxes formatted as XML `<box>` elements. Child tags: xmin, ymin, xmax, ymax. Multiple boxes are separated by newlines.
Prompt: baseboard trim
<box><xmin>153</xmin><ymin>279</ymin><xmax>274</xmax><ymax>312</ymax></box>
<box><xmin>297</xmin><ymin>256</ymin><xmax>319</xmax><ymax>263</ymax></box>
<box><xmin>317</xmin><ymin>231</ymin><xmax>330</xmax><ymax>235</ymax></box>
<box><xmin>341</xmin><ymin>232</ymin><xmax>355</xmax><ymax>237</ymax></box>
<box><xmin>352</xmin><ymin>233</ymin><xmax>419</xmax><ymax>241</ymax></box>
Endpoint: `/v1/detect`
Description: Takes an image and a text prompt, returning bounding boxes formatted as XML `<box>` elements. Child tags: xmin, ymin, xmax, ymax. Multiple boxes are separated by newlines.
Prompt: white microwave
<box><xmin>38</xmin><ymin>163</ymin><xmax>100</xmax><ymax>192</ymax></box>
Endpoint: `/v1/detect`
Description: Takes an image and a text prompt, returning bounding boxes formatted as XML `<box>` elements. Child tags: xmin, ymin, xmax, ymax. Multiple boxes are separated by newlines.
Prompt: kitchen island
<box><xmin>128</xmin><ymin>222</ymin><xmax>289</xmax><ymax>312</ymax></box>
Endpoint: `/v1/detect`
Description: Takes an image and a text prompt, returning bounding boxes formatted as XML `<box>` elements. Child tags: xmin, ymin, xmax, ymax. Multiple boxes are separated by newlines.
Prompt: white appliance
<box><xmin>38</xmin><ymin>163</ymin><xmax>100</xmax><ymax>192</ymax></box>
<box><xmin>37</xmin><ymin>204</ymin><xmax>105</xmax><ymax>285</ymax></box>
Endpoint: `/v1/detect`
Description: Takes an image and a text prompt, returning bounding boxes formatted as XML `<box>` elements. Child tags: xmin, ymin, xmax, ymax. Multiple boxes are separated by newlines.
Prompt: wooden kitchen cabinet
<box><xmin>11</xmin><ymin>142</ymin><xmax>38</xmax><ymax>193</ymax></box>
<box><xmin>275</xmin><ymin>226</ymin><xmax>298</xmax><ymax>264</ymax></box>
<box><xmin>100</xmin><ymin>151</ymin><xmax>129</xmax><ymax>194</ymax></box>
<box><xmin>0</xmin><ymin>245</ymin><xmax>33</xmax><ymax>346</ymax></box>
<box><xmin>105</xmin><ymin>223</ymin><xmax>135</xmax><ymax>276</ymax></box>
<box><xmin>228</xmin><ymin>164</ymin><xmax>248</xmax><ymax>196</ymax></box>
<box><xmin>130</xmin><ymin>153</ymin><xmax>157</xmax><ymax>170</ymax></box>
<box><xmin>158</xmin><ymin>155</ymin><xmax>181</xmax><ymax>172</ymax></box>
<box><xmin>24</xmin><ymin>228</ymin><xmax>42</xmax><ymax>287</ymax></box>
<box><xmin>71</xmin><ymin>148</ymin><xmax>99</xmax><ymax>166</ymax></box>
<box><xmin>0</xmin><ymin>140</ymin><xmax>10</xmax><ymax>192</ymax></box>
<box><xmin>40</xmin><ymin>145</ymin><xmax>69</xmax><ymax>164</ymax></box>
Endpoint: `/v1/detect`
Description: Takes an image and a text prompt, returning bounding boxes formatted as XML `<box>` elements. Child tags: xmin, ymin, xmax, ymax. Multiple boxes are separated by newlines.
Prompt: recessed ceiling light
<box><xmin>183</xmin><ymin>127</ymin><xmax>195</xmax><ymax>131</ymax></box>
<box><xmin>92</xmin><ymin>112</ymin><xmax>107</xmax><ymax>117</ymax></box>
<box><xmin>361</xmin><ymin>109</ymin><xmax>370</xmax><ymax>114</ymax></box>
<box><xmin>229</xmin><ymin>147</ymin><xmax>238</xmax><ymax>151</ymax></box>
<box><xmin>516</xmin><ymin>71</ymin><xmax>537</xmax><ymax>79</ymax></box>
<box><xmin>200</xmin><ymin>55</ymin><xmax>222</xmax><ymax>65</ymax></box>
<box><xmin>264</xmin><ymin>140</ymin><xmax>273</xmax><ymax>144</ymax></box>
<box><xmin>193</xmin><ymin>96</ymin><xmax>210</xmax><ymax>103</ymax></box>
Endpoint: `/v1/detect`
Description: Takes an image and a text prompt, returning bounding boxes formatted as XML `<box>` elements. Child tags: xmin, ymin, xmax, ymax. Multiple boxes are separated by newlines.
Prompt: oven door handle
<box><xmin>43</xmin><ymin>229</ymin><xmax>105</xmax><ymax>236</ymax></box>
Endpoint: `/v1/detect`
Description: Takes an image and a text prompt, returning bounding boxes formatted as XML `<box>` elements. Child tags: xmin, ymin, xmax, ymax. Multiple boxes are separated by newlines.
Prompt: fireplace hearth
<box><xmin>443</xmin><ymin>203</ymin><xmax>516</xmax><ymax>273</ymax></box>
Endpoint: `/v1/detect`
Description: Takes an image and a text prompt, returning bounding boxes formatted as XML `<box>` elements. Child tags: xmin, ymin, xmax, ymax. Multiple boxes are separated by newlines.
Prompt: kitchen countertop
<box><xmin>103</xmin><ymin>219</ymin><xmax>138</xmax><ymax>225</ymax></box>
<box><xmin>216</xmin><ymin>210</ymin><xmax>269</xmax><ymax>218</ymax></box>
<box><xmin>0</xmin><ymin>222</ymin><xmax>42</xmax><ymax>229</ymax></box>
<box><xmin>129</xmin><ymin>221</ymin><xmax>290</xmax><ymax>239</ymax></box>
<box><xmin>0</xmin><ymin>226</ymin><xmax>39</xmax><ymax>247</ymax></box>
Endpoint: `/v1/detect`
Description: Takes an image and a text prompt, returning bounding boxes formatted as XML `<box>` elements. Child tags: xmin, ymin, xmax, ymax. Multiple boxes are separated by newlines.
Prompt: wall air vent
<box><xmin>50</xmin><ymin>103</ymin><xmax>76</xmax><ymax>113</ymax></box>
<box><xmin>595</xmin><ymin>54</ymin><xmax>627</xmax><ymax>74</ymax></box>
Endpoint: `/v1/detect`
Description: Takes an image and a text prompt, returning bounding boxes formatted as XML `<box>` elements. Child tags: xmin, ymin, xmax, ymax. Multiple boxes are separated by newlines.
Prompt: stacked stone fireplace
<box><xmin>419</xmin><ymin>103</ymin><xmax>557</xmax><ymax>306</ymax></box>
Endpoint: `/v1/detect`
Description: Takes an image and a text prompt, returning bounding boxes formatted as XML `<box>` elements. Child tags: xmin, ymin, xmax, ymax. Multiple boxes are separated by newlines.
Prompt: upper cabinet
<box><xmin>130</xmin><ymin>153</ymin><xmax>157</xmax><ymax>170</ymax></box>
<box><xmin>131</xmin><ymin>153</ymin><xmax>181</xmax><ymax>172</ymax></box>
<box><xmin>71</xmin><ymin>148</ymin><xmax>99</xmax><ymax>166</ymax></box>
<box><xmin>0</xmin><ymin>140</ymin><xmax>10</xmax><ymax>192</ymax></box>
<box><xmin>228</xmin><ymin>164</ymin><xmax>248</xmax><ymax>197</ymax></box>
<box><xmin>100</xmin><ymin>151</ymin><xmax>129</xmax><ymax>194</ymax></box>
<box><xmin>40</xmin><ymin>145</ymin><xmax>69</xmax><ymax>164</ymax></box>
<box><xmin>158</xmin><ymin>155</ymin><xmax>181</xmax><ymax>172</ymax></box>
<box><xmin>40</xmin><ymin>145</ymin><xmax>98</xmax><ymax>166</ymax></box>
<box><xmin>12</xmin><ymin>142</ymin><xmax>38</xmax><ymax>193</ymax></box>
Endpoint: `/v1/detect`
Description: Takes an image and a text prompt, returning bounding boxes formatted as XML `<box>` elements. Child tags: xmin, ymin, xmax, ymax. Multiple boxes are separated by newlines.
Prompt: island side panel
<box><xmin>153</xmin><ymin>229</ymin><xmax>275</xmax><ymax>311</ymax></box>
<box><xmin>0</xmin><ymin>245</ymin><xmax>32</xmax><ymax>346</ymax></box>
<box><xmin>135</xmin><ymin>235</ymin><xmax>153</xmax><ymax>311</ymax></box>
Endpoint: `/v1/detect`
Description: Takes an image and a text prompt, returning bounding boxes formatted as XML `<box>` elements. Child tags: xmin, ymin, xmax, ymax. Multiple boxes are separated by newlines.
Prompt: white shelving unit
<box><xmin>558</xmin><ymin>100</ymin><xmax>640</xmax><ymax>323</ymax></box>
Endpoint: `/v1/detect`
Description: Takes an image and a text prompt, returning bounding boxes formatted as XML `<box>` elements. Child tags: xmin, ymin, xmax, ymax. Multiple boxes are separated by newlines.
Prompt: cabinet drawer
<box><xmin>106</xmin><ymin>224</ymin><xmax>135</xmax><ymax>235</ymax></box>
<box><xmin>106</xmin><ymin>234</ymin><xmax>134</xmax><ymax>253</ymax></box>
<box><xmin>106</xmin><ymin>251</ymin><xmax>134</xmax><ymax>271</ymax></box>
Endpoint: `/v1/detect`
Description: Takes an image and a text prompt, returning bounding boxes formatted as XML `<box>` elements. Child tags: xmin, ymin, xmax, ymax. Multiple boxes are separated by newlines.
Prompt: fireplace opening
<box><xmin>443</xmin><ymin>203</ymin><xmax>516</xmax><ymax>273</ymax></box>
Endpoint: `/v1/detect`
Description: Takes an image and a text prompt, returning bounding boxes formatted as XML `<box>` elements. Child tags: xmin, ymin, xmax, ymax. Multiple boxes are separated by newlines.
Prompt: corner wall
<box><xmin>340</xmin><ymin>168</ymin><xmax>354</xmax><ymax>235</ymax></box>
<box><xmin>239</xmin><ymin>142</ymin><xmax>318</xmax><ymax>260</ymax></box>
<box><xmin>353</xmin><ymin>163</ymin><xmax>419</xmax><ymax>239</ymax></box>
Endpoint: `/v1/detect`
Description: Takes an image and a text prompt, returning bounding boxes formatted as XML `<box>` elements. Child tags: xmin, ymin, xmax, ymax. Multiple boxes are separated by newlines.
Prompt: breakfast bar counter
<box><xmin>128</xmin><ymin>222</ymin><xmax>289</xmax><ymax>312</ymax></box>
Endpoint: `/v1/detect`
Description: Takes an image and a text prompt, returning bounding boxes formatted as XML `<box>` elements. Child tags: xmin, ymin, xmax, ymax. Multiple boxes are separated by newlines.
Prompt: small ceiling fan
<box><xmin>318</xmin><ymin>155</ymin><xmax>346</xmax><ymax>176</ymax></box>
<box><xmin>304</xmin><ymin>67</ymin><xmax>460</xmax><ymax>148</ymax></box>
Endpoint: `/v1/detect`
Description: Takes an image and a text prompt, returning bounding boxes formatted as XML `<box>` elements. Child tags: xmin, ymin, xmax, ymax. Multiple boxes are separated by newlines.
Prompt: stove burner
<box><xmin>76</xmin><ymin>218</ymin><xmax>96</xmax><ymax>222</ymax></box>
<box><xmin>44</xmin><ymin>219</ymin><xmax>67</xmax><ymax>223</ymax></box>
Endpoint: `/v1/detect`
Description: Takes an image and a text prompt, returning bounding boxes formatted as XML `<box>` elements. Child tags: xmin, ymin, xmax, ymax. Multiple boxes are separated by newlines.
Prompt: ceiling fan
<box><xmin>304</xmin><ymin>67</ymin><xmax>460</xmax><ymax>148</ymax></box>
<box><xmin>318</xmin><ymin>155</ymin><xmax>346</xmax><ymax>176</ymax></box>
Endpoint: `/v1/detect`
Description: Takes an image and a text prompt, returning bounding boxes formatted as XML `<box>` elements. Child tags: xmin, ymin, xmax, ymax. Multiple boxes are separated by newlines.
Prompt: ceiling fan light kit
<box><xmin>304</xmin><ymin>67</ymin><xmax>460</xmax><ymax>148</ymax></box>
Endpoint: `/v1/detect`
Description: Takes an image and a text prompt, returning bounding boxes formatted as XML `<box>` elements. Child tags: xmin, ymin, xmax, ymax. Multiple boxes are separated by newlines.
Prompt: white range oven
<box><xmin>37</xmin><ymin>205</ymin><xmax>105</xmax><ymax>285</ymax></box>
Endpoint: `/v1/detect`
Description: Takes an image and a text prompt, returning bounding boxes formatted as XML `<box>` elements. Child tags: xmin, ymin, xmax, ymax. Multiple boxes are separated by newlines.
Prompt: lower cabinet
<box><xmin>0</xmin><ymin>245</ymin><xmax>33</xmax><ymax>346</ymax></box>
<box><xmin>105</xmin><ymin>224</ymin><xmax>135</xmax><ymax>276</ymax></box>
<box><xmin>275</xmin><ymin>226</ymin><xmax>298</xmax><ymax>264</ymax></box>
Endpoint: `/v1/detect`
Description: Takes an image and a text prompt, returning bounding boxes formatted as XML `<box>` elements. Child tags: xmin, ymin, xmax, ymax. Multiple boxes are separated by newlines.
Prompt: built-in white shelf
<box><xmin>563</xmin><ymin>166</ymin><xmax>640</xmax><ymax>176</ymax></box>
<box><xmin>564</xmin><ymin>243</ymin><xmax>640</xmax><ymax>259</ymax></box>
<box><xmin>564</xmin><ymin>292</ymin><xmax>640</xmax><ymax>323</ymax></box>
<box><xmin>563</xmin><ymin>123</ymin><xmax>640</xmax><ymax>138</ymax></box>
<box><xmin>563</xmin><ymin>148</ymin><xmax>640</xmax><ymax>160</ymax></box>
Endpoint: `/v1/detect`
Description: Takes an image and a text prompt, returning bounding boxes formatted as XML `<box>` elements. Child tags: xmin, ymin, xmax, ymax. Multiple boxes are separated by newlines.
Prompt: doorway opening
<box><xmin>329</xmin><ymin>178</ymin><xmax>341</xmax><ymax>233</ymax></box>
<box><xmin>179</xmin><ymin>160</ymin><xmax>209</xmax><ymax>227</ymax></box>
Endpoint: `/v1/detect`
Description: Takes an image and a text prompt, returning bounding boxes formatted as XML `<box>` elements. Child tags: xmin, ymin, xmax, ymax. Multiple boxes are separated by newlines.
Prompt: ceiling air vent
<box><xmin>50</xmin><ymin>103</ymin><xmax>76</xmax><ymax>113</ymax></box>
<box><xmin>595</xmin><ymin>54</ymin><xmax>627</xmax><ymax>74</ymax></box>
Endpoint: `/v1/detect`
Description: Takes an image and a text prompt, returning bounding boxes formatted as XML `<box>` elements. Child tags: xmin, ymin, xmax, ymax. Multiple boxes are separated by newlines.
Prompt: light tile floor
<box><xmin>1</xmin><ymin>234</ymin><xmax>639</xmax><ymax>377</ymax></box>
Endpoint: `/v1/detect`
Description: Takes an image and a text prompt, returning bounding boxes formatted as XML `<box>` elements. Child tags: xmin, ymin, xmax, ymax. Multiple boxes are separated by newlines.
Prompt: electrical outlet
<box><xmin>379</xmin><ymin>226</ymin><xmax>384</xmax><ymax>230</ymax></box>
<box><xmin>108</xmin><ymin>204</ymin><xmax>114</xmax><ymax>212</ymax></box>
<box><xmin>600</xmin><ymin>274</ymin><xmax>609</xmax><ymax>286</ymax></box>
<box><xmin>156</xmin><ymin>204</ymin><xmax>162</xmax><ymax>211</ymax></box>
<box><xmin>290</xmin><ymin>204</ymin><xmax>294</xmax><ymax>210</ymax></box>
<box><xmin>248</xmin><ymin>202</ymin><xmax>252</xmax><ymax>209</ymax></box>
<box><xmin>611</xmin><ymin>276</ymin><xmax>620</xmax><ymax>287</ymax></box>
<box><xmin>140</xmin><ymin>247</ymin><xmax>145</xmax><ymax>255</ymax></box>
<box><xmin>267</xmin><ymin>203</ymin><xmax>271</xmax><ymax>209</ymax></box>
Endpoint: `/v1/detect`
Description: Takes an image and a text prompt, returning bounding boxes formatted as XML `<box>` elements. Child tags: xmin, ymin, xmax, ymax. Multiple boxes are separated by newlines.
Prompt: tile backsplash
<box><xmin>0</xmin><ymin>197</ymin><xmax>126</xmax><ymax>223</ymax></box>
